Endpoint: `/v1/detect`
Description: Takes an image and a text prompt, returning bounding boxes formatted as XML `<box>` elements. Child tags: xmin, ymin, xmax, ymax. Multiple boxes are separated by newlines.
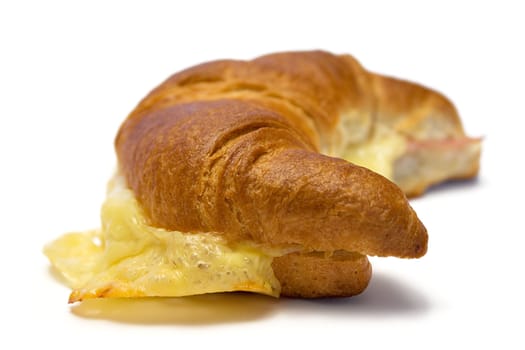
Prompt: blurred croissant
<box><xmin>45</xmin><ymin>51</ymin><xmax>480</xmax><ymax>300</ymax></box>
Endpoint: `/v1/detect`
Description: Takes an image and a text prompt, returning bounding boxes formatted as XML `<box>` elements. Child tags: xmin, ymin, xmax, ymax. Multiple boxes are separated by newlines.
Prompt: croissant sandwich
<box><xmin>45</xmin><ymin>50</ymin><xmax>481</xmax><ymax>301</ymax></box>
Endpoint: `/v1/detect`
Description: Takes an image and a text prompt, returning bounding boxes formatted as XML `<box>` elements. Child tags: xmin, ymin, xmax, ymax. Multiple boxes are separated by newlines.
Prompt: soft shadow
<box><xmin>346</xmin><ymin>272</ymin><xmax>431</xmax><ymax>315</ymax></box>
<box><xmin>280</xmin><ymin>272</ymin><xmax>431</xmax><ymax>318</ymax></box>
<box><xmin>68</xmin><ymin>273</ymin><xmax>429</xmax><ymax>324</ymax></box>
<box><xmin>69</xmin><ymin>273</ymin><xmax>429</xmax><ymax>324</ymax></box>
<box><xmin>414</xmin><ymin>176</ymin><xmax>482</xmax><ymax>199</ymax></box>
<box><xmin>71</xmin><ymin>293</ymin><xmax>279</xmax><ymax>325</ymax></box>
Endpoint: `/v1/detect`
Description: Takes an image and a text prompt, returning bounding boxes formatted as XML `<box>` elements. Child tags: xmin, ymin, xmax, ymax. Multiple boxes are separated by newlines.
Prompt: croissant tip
<box><xmin>410</xmin><ymin>218</ymin><xmax>429</xmax><ymax>259</ymax></box>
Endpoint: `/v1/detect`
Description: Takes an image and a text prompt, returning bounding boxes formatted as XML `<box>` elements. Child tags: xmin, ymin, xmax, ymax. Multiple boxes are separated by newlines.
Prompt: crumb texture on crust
<box><xmin>113</xmin><ymin>51</ymin><xmax>446</xmax><ymax>297</ymax></box>
<box><xmin>272</xmin><ymin>251</ymin><xmax>372</xmax><ymax>298</ymax></box>
<box><xmin>117</xmin><ymin>100</ymin><xmax>427</xmax><ymax>259</ymax></box>
<box><xmin>103</xmin><ymin>50</ymin><xmax>480</xmax><ymax>297</ymax></box>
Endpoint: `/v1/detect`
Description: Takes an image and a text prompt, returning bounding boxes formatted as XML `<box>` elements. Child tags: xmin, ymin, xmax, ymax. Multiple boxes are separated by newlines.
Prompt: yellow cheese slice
<box><xmin>342</xmin><ymin>126</ymin><xmax>407</xmax><ymax>180</ymax></box>
<box><xmin>44</xmin><ymin>176</ymin><xmax>288</xmax><ymax>302</ymax></box>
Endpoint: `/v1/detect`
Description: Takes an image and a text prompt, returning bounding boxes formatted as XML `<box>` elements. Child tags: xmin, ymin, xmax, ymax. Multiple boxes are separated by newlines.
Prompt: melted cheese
<box><xmin>342</xmin><ymin>126</ymin><xmax>407</xmax><ymax>180</ymax></box>
<box><xmin>44</xmin><ymin>176</ymin><xmax>288</xmax><ymax>302</ymax></box>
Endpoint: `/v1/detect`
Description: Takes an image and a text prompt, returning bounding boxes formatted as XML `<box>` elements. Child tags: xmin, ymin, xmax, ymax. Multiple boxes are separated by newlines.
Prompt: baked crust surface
<box><xmin>114</xmin><ymin>50</ymin><xmax>478</xmax><ymax>297</ymax></box>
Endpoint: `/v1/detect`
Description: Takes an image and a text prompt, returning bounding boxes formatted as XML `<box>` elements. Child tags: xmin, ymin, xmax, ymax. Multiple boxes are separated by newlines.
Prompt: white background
<box><xmin>1</xmin><ymin>0</ymin><xmax>524</xmax><ymax>348</ymax></box>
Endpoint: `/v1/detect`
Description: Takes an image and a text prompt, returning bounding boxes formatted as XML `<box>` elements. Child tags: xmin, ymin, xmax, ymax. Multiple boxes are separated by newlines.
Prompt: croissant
<box><xmin>45</xmin><ymin>50</ymin><xmax>480</xmax><ymax>300</ymax></box>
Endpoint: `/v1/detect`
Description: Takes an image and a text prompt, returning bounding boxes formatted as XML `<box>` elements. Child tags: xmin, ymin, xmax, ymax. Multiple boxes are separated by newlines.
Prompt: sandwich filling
<box><xmin>341</xmin><ymin>125</ymin><xmax>481</xmax><ymax>196</ymax></box>
<box><xmin>45</xmin><ymin>130</ymin><xmax>477</xmax><ymax>302</ymax></box>
<box><xmin>44</xmin><ymin>176</ymin><xmax>293</xmax><ymax>302</ymax></box>
<box><xmin>341</xmin><ymin>125</ymin><xmax>407</xmax><ymax>180</ymax></box>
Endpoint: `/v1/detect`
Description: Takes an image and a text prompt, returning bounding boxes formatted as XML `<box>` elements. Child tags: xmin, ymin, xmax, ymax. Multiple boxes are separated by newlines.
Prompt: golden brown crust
<box><xmin>124</xmin><ymin>51</ymin><xmax>375</xmax><ymax>153</ymax></box>
<box><xmin>272</xmin><ymin>251</ymin><xmax>372</xmax><ymax>298</ymax></box>
<box><xmin>114</xmin><ymin>50</ymin><xmax>473</xmax><ymax>297</ymax></box>
<box><xmin>371</xmin><ymin>74</ymin><xmax>465</xmax><ymax>139</ymax></box>
<box><xmin>117</xmin><ymin>99</ymin><xmax>427</xmax><ymax>259</ymax></box>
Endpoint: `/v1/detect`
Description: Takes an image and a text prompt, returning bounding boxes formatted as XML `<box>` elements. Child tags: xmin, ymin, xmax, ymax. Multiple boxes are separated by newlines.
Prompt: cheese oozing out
<box><xmin>44</xmin><ymin>176</ymin><xmax>293</xmax><ymax>303</ymax></box>
<box><xmin>340</xmin><ymin>123</ymin><xmax>482</xmax><ymax>196</ymax></box>
<box><xmin>342</xmin><ymin>125</ymin><xmax>407</xmax><ymax>180</ymax></box>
